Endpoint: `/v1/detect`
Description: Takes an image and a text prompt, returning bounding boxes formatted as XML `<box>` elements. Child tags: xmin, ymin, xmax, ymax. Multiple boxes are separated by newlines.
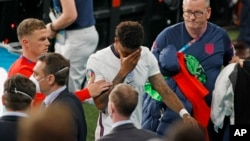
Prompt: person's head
<box><xmin>108</xmin><ymin>84</ymin><xmax>138</xmax><ymax>121</ymax></box>
<box><xmin>31</xmin><ymin>53</ymin><xmax>70</xmax><ymax>95</ymax></box>
<box><xmin>164</xmin><ymin>120</ymin><xmax>205</xmax><ymax>141</ymax></box>
<box><xmin>114</xmin><ymin>21</ymin><xmax>144</xmax><ymax>57</ymax></box>
<box><xmin>2</xmin><ymin>74</ymin><xmax>36</xmax><ymax>112</ymax></box>
<box><xmin>18</xmin><ymin>102</ymin><xmax>75</xmax><ymax>141</ymax></box>
<box><xmin>182</xmin><ymin>0</ymin><xmax>211</xmax><ymax>32</ymax></box>
<box><xmin>17</xmin><ymin>18</ymin><xmax>50</xmax><ymax>62</ymax></box>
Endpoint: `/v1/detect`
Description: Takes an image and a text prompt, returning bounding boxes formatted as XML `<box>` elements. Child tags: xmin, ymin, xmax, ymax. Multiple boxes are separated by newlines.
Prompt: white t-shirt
<box><xmin>86</xmin><ymin>45</ymin><xmax>160</xmax><ymax>139</ymax></box>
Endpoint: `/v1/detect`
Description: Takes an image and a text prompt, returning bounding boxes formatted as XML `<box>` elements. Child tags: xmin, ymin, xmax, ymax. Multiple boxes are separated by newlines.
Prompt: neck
<box><xmin>187</xmin><ymin>23</ymin><xmax>207</xmax><ymax>38</ymax></box>
<box><xmin>112</xmin><ymin>43</ymin><xmax>120</xmax><ymax>58</ymax></box>
<box><xmin>45</xmin><ymin>85</ymin><xmax>64</xmax><ymax>96</ymax></box>
<box><xmin>22</xmin><ymin>50</ymin><xmax>38</xmax><ymax>63</ymax></box>
<box><xmin>5</xmin><ymin>108</ymin><xmax>29</xmax><ymax>114</ymax></box>
<box><xmin>112</xmin><ymin>114</ymin><xmax>130</xmax><ymax>123</ymax></box>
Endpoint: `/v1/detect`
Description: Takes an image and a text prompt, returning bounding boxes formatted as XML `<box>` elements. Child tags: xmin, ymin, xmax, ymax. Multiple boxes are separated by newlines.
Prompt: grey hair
<box><xmin>182</xmin><ymin>0</ymin><xmax>210</xmax><ymax>7</ymax></box>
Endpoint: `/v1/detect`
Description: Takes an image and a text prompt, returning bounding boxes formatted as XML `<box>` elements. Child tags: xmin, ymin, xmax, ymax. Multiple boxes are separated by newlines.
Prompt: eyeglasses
<box><xmin>183</xmin><ymin>10</ymin><xmax>204</xmax><ymax>18</ymax></box>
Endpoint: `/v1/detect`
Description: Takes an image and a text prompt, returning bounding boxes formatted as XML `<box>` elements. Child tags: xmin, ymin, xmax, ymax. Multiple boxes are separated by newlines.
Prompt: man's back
<box><xmin>97</xmin><ymin>123</ymin><xmax>160</xmax><ymax>141</ymax></box>
<box><xmin>0</xmin><ymin>115</ymin><xmax>22</xmax><ymax>141</ymax></box>
<box><xmin>52</xmin><ymin>89</ymin><xmax>87</xmax><ymax>141</ymax></box>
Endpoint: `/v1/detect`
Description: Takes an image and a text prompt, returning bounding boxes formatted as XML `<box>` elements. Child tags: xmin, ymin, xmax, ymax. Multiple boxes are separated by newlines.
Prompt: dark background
<box><xmin>0</xmin><ymin>0</ymin><xmax>235</xmax><ymax>50</ymax></box>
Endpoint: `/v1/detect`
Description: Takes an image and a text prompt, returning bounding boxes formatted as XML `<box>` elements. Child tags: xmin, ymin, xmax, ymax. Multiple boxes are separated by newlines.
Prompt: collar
<box><xmin>111</xmin><ymin>44</ymin><xmax>120</xmax><ymax>58</ymax></box>
<box><xmin>112</xmin><ymin>119</ymin><xmax>133</xmax><ymax>129</ymax></box>
<box><xmin>1</xmin><ymin>111</ymin><xmax>28</xmax><ymax>118</ymax></box>
<box><xmin>21</xmin><ymin>55</ymin><xmax>36</xmax><ymax>64</ymax></box>
<box><xmin>44</xmin><ymin>86</ymin><xmax>66</xmax><ymax>107</ymax></box>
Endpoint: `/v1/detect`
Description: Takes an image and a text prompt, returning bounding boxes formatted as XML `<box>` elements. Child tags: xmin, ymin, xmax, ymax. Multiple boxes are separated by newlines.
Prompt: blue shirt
<box><xmin>53</xmin><ymin>0</ymin><xmax>95</xmax><ymax>30</ymax></box>
<box><xmin>152</xmin><ymin>22</ymin><xmax>234</xmax><ymax>106</ymax></box>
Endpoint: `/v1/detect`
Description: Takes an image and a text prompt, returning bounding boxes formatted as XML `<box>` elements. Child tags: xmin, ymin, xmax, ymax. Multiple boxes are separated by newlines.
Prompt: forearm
<box><xmin>93</xmin><ymin>71</ymin><xmax>127</xmax><ymax>111</ymax></box>
<box><xmin>149</xmin><ymin>74</ymin><xmax>186</xmax><ymax>114</ymax></box>
<box><xmin>52</xmin><ymin>14</ymin><xmax>76</xmax><ymax>30</ymax></box>
<box><xmin>161</xmin><ymin>87</ymin><xmax>185</xmax><ymax>114</ymax></box>
<box><xmin>51</xmin><ymin>0</ymin><xmax>77</xmax><ymax>30</ymax></box>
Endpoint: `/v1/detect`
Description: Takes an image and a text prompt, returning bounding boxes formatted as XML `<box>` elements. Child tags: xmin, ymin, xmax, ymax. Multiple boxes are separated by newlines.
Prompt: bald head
<box><xmin>183</xmin><ymin>0</ymin><xmax>210</xmax><ymax>7</ymax></box>
<box><xmin>109</xmin><ymin>84</ymin><xmax>138</xmax><ymax>117</ymax></box>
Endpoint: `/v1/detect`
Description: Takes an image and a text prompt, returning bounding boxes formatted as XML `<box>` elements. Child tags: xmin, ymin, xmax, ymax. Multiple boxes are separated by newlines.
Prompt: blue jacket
<box><xmin>142</xmin><ymin>45</ymin><xmax>192</xmax><ymax>135</ymax></box>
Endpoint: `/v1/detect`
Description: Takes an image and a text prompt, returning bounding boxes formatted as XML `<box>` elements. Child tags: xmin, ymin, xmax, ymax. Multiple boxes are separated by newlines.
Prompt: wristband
<box><xmin>179</xmin><ymin>108</ymin><xmax>190</xmax><ymax>118</ymax></box>
<box><xmin>50</xmin><ymin>23</ymin><xmax>57</xmax><ymax>32</ymax></box>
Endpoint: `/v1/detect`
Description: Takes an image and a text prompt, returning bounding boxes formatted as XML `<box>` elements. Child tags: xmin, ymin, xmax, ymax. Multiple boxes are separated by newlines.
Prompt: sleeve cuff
<box><xmin>74</xmin><ymin>88</ymin><xmax>91</xmax><ymax>102</ymax></box>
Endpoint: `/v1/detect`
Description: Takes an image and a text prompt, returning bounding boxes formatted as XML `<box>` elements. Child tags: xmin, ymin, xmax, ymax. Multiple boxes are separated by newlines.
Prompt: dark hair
<box><xmin>110</xmin><ymin>84</ymin><xmax>138</xmax><ymax>117</ymax></box>
<box><xmin>3</xmin><ymin>74</ymin><xmax>36</xmax><ymax>110</ymax></box>
<box><xmin>17</xmin><ymin>18</ymin><xmax>46</xmax><ymax>41</ymax></box>
<box><xmin>37</xmin><ymin>53</ymin><xmax>70</xmax><ymax>86</ymax></box>
<box><xmin>115</xmin><ymin>21</ymin><xmax>144</xmax><ymax>49</ymax></box>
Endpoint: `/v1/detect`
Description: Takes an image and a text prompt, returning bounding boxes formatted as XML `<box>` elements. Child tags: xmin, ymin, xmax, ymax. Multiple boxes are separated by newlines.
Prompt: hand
<box><xmin>46</xmin><ymin>23</ymin><xmax>57</xmax><ymax>39</ymax></box>
<box><xmin>229</xmin><ymin>55</ymin><xmax>244</xmax><ymax>67</ymax></box>
<box><xmin>118</xmin><ymin>48</ymin><xmax>141</xmax><ymax>76</ymax></box>
<box><xmin>182</xmin><ymin>114</ymin><xmax>199</xmax><ymax>128</ymax></box>
<box><xmin>87</xmin><ymin>73</ymin><xmax>113</xmax><ymax>97</ymax></box>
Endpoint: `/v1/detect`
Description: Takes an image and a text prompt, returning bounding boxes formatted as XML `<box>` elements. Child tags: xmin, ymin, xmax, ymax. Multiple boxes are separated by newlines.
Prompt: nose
<box><xmin>46</xmin><ymin>38</ymin><xmax>50</xmax><ymax>46</ymax></box>
<box><xmin>190</xmin><ymin>13</ymin><xmax>196</xmax><ymax>19</ymax></box>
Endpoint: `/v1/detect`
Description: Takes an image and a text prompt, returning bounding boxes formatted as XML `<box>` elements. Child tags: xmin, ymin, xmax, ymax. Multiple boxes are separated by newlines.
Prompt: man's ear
<box><xmin>1</xmin><ymin>95</ymin><xmax>6</xmax><ymax>106</ymax></box>
<box><xmin>110</xmin><ymin>102</ymin><xmax>115</xmax><ymax>114</ymax></box>
<box><xmin>48</xmin><ymin>74</ymin><xmax>56</xmax><ymax>85</ymax></box>
<box><xmin>22</xmin><ymin>38</ymin><xmax>29</xmax><ymax>47</ymax></box>
<box><xmin>206</xmin><ymin>7</ymin><xmax>212</xmax><ymax>20</ymax></box>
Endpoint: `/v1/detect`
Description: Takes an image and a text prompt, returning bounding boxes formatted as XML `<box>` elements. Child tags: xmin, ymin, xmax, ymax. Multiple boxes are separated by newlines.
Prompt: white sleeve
<box><xmin>146</xmin><ymin>49</ymin><xmax>161</xmax><ymax>77</ymax></box>
<box><xmin>211</xmin><ymin>63</ymin><xmax>235</xmax><ymax>133</ymax></box>
<box><xmin>86</xmin><ymin>54</ymin><xmax>106</xmax><ymax>83</ymax></box>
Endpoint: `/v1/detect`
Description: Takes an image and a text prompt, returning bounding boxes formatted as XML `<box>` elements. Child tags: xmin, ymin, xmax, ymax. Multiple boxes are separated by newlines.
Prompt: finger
<box><xmin>107</xmin><ymin>82</ymin><xmax>113</xmax><ymax>86</ymax></box>
<box><xmin>99</xmin><ymin>86</ymin><xmax>110</xmax><ymax>93</ymax></box>
<box><xmin>129</xmin><ymin>48</ymin><xmax>142</xmax><ymax>61</ymax></box>
<box><xmin>117</xmin><ymin>49</ymin><xmax>124</xmax><ymax>59</ymax></box>
<box><xmin>190</xmin><ymin>118</ymin><xmax>199</xmax><ymax>128</ymax></box>
<box><xmin>95</xmin><ymin>80</ymin><xmax>106</xmax><ymax>84</ymax></box>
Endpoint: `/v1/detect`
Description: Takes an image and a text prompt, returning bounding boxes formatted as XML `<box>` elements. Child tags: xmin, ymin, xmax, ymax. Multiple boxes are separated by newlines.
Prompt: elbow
<box><xmin>70</xmin><ymin>13</ymin><xmax>77</xmax><ymax>22</ymax></box>
<box><xmin>64</xmin><ymin>12</ymin><xmax>77</xmax><ymax>25</ymax></box>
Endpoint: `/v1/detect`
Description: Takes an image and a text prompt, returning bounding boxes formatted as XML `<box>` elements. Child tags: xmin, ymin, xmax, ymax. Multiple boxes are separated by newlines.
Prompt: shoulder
<box><xmin>96</xmin><ymin>134</ymin><xmax>117</xmax><ymax>141</ymax></box>
<box><xmin>95</xmin><ymin>46</ymin><xmax>112</xmax><ymax>55</ymax></box>
<box><xmin>89</xmin><ymin>46</ymin><xmax>112</xmax><ymax>59</ymax></box>
<box><xmin>141</xmin><ymin>46</ymin><xmax>150</xmax><ymax>52</ymax></box>
<box><xmin>140</xmin><ymin>46</ymin><xmax>154</xmax><ymax>55</ymax></box>
<box><xmin>140</xmin><ymin>46</ymin><xmax>157</xmax><ymax>61</ymax></box>
<box><xmin>138</xmin><ymin>128</ymin><xmax>159</xmax><ymax>137</ymax></box>
<box><xmin>8</xmin><ymin>57</ymin><xmax>35</xmax><ymax>78</ymax></box>
<box><xmin>158</xmin><ymin>22</ymin><xmax>183</xmax><ymax>36</ymax></box>
<box><xmin>222</xmin><ymin>63</ymin><xmax>237</xmax><ymax>73</ymax></box>
<box><xmin>207</xmin><ymin>22</ymin><xmax>228</xmax><ymax>35</ymax></box>
<box><xmin>56</xmin><ymin>90</ymin><xmax>81</xmax><ymax>105</ymax></box>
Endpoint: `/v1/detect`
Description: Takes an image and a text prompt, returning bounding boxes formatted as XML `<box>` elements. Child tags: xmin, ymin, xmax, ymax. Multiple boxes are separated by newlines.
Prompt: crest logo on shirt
<box><xmin>86</xmin><ymin>69</ymin><xmax>95</xmax><ymax>81</ymax></box>
<box><xmin>205</xmin><ymin>43</ymin><xmax>214</xmax><ymax>55</ymax></box>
